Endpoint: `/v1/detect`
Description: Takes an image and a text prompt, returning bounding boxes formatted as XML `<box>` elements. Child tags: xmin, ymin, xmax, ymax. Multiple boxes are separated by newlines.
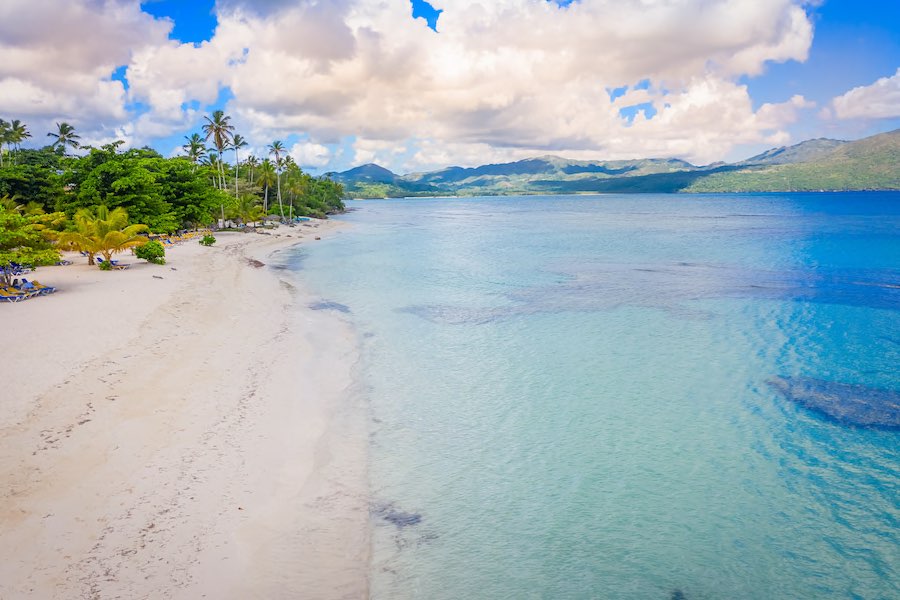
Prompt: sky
<box><xmin>1</xmin><ymin>0</ymin><xmax>898</xmax><ymax>174</ymax></box>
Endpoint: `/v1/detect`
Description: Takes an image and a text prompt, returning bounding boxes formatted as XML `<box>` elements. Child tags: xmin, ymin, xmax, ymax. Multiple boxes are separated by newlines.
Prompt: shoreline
<box><xmin>0</xmin><ymin>221</ymin><xmax>370</xmax><ymax>598</ymax></box>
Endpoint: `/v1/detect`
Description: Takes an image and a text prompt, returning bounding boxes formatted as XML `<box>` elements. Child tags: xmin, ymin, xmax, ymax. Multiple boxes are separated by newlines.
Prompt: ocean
<box><xmin>287</xmin><ymin>193</ymin><xmax>899</xmax><ymax>599</ymax></box>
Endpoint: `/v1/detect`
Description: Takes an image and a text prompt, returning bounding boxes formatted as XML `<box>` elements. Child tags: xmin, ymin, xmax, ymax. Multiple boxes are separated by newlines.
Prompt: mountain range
<box><xmin>333</xmin><ymin>129</ymin><xmax>900</xmax><ymax>197</ymax></box>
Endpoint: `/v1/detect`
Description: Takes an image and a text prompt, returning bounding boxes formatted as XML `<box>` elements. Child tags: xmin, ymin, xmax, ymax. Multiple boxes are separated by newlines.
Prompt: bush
<box><xmin>98</xmin><ymin>260</ymin><xmax>112</xmax><ymax>270</ymax></box>
<box><xmin>199</xmin><ymin>234</ymin><xmax>216</xmax><ymax>246</ymax></box>
<box><xmin>135</xmin><ymin>240</ymin><xmax>166</xmax><ymax>265</ymax></box>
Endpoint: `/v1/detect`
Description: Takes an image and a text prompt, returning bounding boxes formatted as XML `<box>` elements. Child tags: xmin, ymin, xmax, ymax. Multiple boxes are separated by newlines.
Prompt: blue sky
<box><xmin>4</xmin><ymin>0</ymin><xmax>899</xmax><ymax>172</ymax></box>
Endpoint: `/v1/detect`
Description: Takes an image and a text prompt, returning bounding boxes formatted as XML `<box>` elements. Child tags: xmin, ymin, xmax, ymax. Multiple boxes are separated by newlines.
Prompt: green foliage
<box><xmin>57</xmin><ymin>205</ymin><xmax>149</xmax><ymax>266</ymax></box>
<box><xmin>0</xmin><ymin>148</ymin><xmax>66</xmax><ymax>212</ymax></box>
<box><xmin>684</xmin><ymin>134</ymin><xmax>900</xmax><ymax>192</ymax></box>
<box><xmin>61</xmin><ymin>145</ymin><xmax>226</xmax><ymax>231</ymax></box>
<box><xmin>0</xmin><ymin>207</ymin><xmax>63</xmax><ymax>285</ymax></box>
<box><xmin>199</xmin><ymin>234</ymin><xmax>216</xmax><ymax>246</ymax></box>
<box><xmin>0</xmin><ymin>112</ymin><xmax>345</xmax><ymax>241</ymax></box>
<box><xmin>98</xmin><ymin>259</ymin><xmax>112</xmax><ymax>270</ymax></box>
<box><xmin>135</xmin><ymin>239</ymin><xmax>166</xmax><ymax>264</ymax></box>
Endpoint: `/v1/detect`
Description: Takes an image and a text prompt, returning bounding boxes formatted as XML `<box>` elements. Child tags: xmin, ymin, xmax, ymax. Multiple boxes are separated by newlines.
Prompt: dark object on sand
<box><xmin>768</xmin><ymin>376</ymin><xmax>900</xmax><ymax>429</ymax></box>
<box><xmin>247</xmin><ymin>259</ymin><xmax>265</xmax><ymax>268</ymax></box>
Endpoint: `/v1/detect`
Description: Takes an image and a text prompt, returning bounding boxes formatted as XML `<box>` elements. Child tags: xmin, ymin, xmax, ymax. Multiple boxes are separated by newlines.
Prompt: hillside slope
<box><xmin>335</xmin><ymin>129</ymin><xmax>900</xmax><ymax>197</ymax></box>
<box><xmin>685</xmin><ymin>130</ymin><xmax>900</xmax><ymax>192</ymax></box>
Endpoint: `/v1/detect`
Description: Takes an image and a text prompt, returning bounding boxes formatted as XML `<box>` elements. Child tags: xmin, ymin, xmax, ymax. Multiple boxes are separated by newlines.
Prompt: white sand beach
<box><xmin>0</xmin><ymin>221</ymin><xmax>369</xmax><ymax>599</ymax></box>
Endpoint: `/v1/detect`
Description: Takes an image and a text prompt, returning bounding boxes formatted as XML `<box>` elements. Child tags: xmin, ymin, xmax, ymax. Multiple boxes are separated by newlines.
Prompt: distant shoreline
<box><xmin>345</xmin><ymin>189</ymin><xmax>900</xmax><ymax>200</ymax></box>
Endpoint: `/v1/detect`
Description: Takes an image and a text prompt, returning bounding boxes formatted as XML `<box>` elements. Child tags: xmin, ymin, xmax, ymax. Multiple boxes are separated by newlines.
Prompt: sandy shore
<box><xmin>0</xmin><ymin>221</ymin><xmax>369</xmax><ymax>599</ymax></box>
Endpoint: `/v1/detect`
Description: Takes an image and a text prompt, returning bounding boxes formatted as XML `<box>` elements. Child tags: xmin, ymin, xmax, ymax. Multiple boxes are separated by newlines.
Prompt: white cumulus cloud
<box><xmin>0</xmin><ymin>0</ymin><xmax>171</xmax><ymax>143</ymax></box>
<box><xmin>289</xmin><ymin>141</ymin><xmax>332</xmax><ymax>169</ymax></box>
<box><xmin>830</xmin><ymin>68</ymin><xmax>900</xmax><ymax>120</ymax></box>
<box><xmin>2</xmin><ymin>0</ymin><xmax>821</xmax><ymax>167</ymax></box>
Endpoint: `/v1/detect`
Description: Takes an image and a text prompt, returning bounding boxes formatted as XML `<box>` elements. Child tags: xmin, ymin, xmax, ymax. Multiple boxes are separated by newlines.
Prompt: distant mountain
<box><xmin>336</xmin><ymin>129</ymin><xmax>900</xmax><ymax>197</ymax></box>
<box><xmin>737</xmin><ymin>138</ymin><xmax>847</xmax><ymax>166</ymax></box>
<box><xmin>686</xmin><ymin>129</ymin><xmax>900</xmax><ymax>192</ymax></box>
<box><xmin>336</xmin><ymin>163</ymin><xmax>398</xmax><ymax>183</ymax></box>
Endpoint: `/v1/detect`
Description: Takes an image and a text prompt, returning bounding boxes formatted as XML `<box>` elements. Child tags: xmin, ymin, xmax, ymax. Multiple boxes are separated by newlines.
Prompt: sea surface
<box><xmin>287</xmin><ymin>193</ymin><xmax>900</xmax><ymax>600</ymax></box>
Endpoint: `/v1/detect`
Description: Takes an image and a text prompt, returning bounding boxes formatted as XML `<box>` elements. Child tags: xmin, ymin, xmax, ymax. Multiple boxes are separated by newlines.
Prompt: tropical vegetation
<box><xmin>0</xmin><ymin>114</ymin><xmax>346</xmax><ymax>275</ymax></box>
<box><xmin>134</xmin><ymin>239</ymin><xmax>166</xmax><ymax>265</ymax></box>
<box><xmin>57</xmin><ymin>205</ymin><xmax>149</xmax><ymax>265</ymax></box>
<box><xmin>0</xmin><ymin>207</ymin><xmax>63</xmax><ymax>285</ymax></box>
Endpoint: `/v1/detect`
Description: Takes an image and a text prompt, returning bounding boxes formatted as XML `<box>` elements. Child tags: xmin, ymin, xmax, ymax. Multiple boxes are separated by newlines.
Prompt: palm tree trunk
<box><xmin>277</xmin><ymin>174</ymin><xmax>284</xmax><ymax>220</ymax></box>
<box><xmin>264</xmin><ymin>185</ymin><xmax>269</xmax><ymax>212</ymax></box>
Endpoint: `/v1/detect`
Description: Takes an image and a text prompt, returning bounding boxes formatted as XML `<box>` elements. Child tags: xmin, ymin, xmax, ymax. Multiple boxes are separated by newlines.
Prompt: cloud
<box><xmin>830</xmin><ymin>68</ymin><xmax>900</xmax><ymax>120</ymax></box>
<box><xmin>289</xmin><ymin>141</ymin><xmax>331</xmax><ymax>169</ymax></box>
<box><xmin>206</xmin><ymin>0</ymin><xmax>815</xmax><ymax>165</ymax></box>
<box><xmin>0</xmin><ymin>0</ymin><xmax>171</xmax><ymax>142</ymax></box>
<box><xmin>3</xmin><ymin>0</ymin><xmax>819</xmax><ymax>167</ymax></box>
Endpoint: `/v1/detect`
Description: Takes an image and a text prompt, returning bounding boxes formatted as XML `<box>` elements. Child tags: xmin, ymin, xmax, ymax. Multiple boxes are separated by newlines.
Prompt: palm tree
<box><xmin>1</xmin><ymin>194</ymin><xmax>46</xmax><ymax>216</ymax></box>
<box><xmin>47</xmin><ymin>122</ymin><xmax>81</xmax><ymax>154</ymax></box>
<box><xmin>0</xmin><ymin>119</ymin><xmax>9</xmax><ymax>167</ymax></box>
<box><xmin>245</xmin><ymin>155</ymin><xmax>259</xmax><ymax>185</ymax></box>
<box><xmin>228</xmin><ymin>194</ymin><xmax>266</xmax><ymax>227</ymax></box>
<box><xmin>8</xmin><ymin>120</ymin><xmax>30</xmax><ymax>163</ymax></box>
<box><xmin>267</xmin><ymin>140</ymin><xmax>286</xmax><ymax>220</ymax></box>
<box><xmin>182</xmin><ymin>133</ymin><xmax>207</xmax><ymax>172</ymax></box>
<box><xmin>57</xmin><ymin>205</ymin><xmax>148</xmax><ymax>266</ymax></box>
<box><xmin>231</xmin><ymin>134</ymin><xmax>247</xmax><ymax>197</ymax></box>
<box><xmin>202</xmin><ymin>110</ymin><xmax>234</xmax><ymax>191</ymax></box>
<box><xmin>257</xmin><ymin>159</ymin><xmax>277</xmax><ymax>213</ymax></box>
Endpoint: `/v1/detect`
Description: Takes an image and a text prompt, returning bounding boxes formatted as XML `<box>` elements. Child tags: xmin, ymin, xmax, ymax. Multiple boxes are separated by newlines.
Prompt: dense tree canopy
<box><xmin>0</xmin><ymin>115</ymin><xmax>346</xmax><ymax>240</ymax></box>
<box><xmin>0</xmin><ymin>207</ymin><xmax>63</xmax><ymax>285</ymax></box>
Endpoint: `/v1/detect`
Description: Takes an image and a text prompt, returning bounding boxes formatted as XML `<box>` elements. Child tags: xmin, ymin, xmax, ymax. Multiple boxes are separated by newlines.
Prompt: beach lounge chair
<box><xmin>0</xmin><ymin>288</ymin><xmax>23</xmax><ymax>302</ymax></box>
<box><xmin>96</xmin><ymin>257</ymin><xmax>129</xmax><ymax>269</ymax></box>
<box><xmin>98</xmin><ymin>257</ymin><xmax>131</xmax><ymax>270</ymax></box>
<box><xmin>0</xmin><ymin>286</ymin><xmax>36</xmax><ymax>302</ymax></box>
<box><xmin>22</xmin><ymin>279</ymin><xmax>56</xmax><ymax>295</ymax></box>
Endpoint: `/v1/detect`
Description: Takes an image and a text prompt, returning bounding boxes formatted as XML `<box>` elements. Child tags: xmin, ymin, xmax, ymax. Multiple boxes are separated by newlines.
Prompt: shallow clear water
<box><xmin>290</xmin><ymin>193</ymin><xmax>900</xmax><ymax>600</ymax></box>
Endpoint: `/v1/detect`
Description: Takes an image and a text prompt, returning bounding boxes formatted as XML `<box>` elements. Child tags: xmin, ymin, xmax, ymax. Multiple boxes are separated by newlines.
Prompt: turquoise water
<box><xmin>290</xmin><ymin>194</ymin><xmax>899</xmax><ymax>599</ymax></box>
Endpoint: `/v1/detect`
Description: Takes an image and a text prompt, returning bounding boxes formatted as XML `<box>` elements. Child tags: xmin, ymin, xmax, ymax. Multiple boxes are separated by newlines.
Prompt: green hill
<box><xmin>736</xmin><ymin>138</ymin><xmax>847</xmax><ymax>166</ymax></box>
<box><xmin>685</xmin><ymin>130</ymin><xmax>900</xmax><ymax>192</ymax></box>
<box><xmin>335</xmin><ymin>129</ymin><xmax>900</xmax><ymax>197</ymax></box>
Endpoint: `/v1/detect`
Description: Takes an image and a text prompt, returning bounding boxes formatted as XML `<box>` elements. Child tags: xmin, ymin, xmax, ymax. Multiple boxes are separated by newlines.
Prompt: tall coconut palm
<box><xmin>9</xmin><ymin>120</ymin><xmax>30</xmax><ymax>163</ymax></box>
<box><xmin>57</xmin><ymin>205</ymin><xmax>148</xmax><ymax>266</ymax></box>
<box><xmin>267</xmin><ymin>140</ymin><xmax>286</xmax><ymax>220</ymax></box>
<box><xmin>201</xmin><ymin>151</ymin><xmax>221</xmax><ymax>188</ymax></box>
<box><xmin>231</xmin><ymin>134</ymin><xmax>247</xmax><ymax>197</ymax></box>
<box><xmin>0</xmin><ymin>119</ymin><xmax>9</xmax><ymax>167</ymax></box>
<box><xmin>245</xmin><ymin>155</ymin><xmax>259</xmax><ymax>185</ymax></box>
<box><xmin>182</xmin><ymin>133</ymin><xmax>207</xmax><ymax>172</ymax></box>
<box><xmin>257</xmin><ymin>159</ymin><xmax>277</xmax><ymax>213</ymax></box>
<box><xmin>47</xmin><ymin>122</ymin><xmax>81</xmax><ymax>154</ymax></box>
<box><xmin>202</xmin><ymin>110</ymin><xmax>234</xmax><ymax>191</ymax></box>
